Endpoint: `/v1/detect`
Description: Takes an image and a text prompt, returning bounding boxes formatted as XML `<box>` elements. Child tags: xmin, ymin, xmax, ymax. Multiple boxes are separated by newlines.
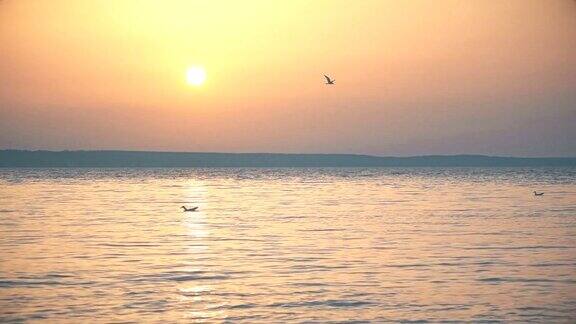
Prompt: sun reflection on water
<box><xmin>178</xmin><ymin>181</ymin><xmax>224</xmax><ymax>320</ymax></box>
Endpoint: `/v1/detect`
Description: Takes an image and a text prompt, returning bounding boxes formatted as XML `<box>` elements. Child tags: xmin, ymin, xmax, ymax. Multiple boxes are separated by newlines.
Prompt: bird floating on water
<box><xmin>181</xmin><ymin>206</ymin><xmax>199</xmax><ymax>212</ymax></box>
<box><xmin>534</xmin><ymin>191</ymin><xmax>544</xmax><ymax>196</ymax></box>
<box><xmin>324</xmin><ymin>75</ymin><xmax>335</xmax><ymax>85</ymax></box>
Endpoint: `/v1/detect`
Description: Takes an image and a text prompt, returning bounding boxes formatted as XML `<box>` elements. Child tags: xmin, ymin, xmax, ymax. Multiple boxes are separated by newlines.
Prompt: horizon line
<box><xmin>1</xmin><ymin>149</ymin><xmax>575</xmax><ymax>159</ymax></box>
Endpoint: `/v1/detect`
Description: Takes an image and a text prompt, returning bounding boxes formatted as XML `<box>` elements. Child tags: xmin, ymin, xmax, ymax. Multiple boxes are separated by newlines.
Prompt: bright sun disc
<box><xmin>186</xmin><ymin>66</ymin><xmax>206</xmax><ymax>86</ymax></box>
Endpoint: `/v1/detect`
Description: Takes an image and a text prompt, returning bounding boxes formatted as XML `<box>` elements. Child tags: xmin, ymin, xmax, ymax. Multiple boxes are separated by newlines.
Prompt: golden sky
<box><xmin>1</xmin><ymin>0</ymin><xmax>575</xmax><ymax>156</ymax></box>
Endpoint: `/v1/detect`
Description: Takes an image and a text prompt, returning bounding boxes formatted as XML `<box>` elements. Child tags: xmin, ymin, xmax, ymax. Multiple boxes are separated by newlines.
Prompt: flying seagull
<box><xmin>181</xmin><ymin>206</ymin><xmax>199</xmax><ymax>212</ymax></box>
<box><xmin>324</xmin><ymin>75</ymin><xmax>335</xmax><ymax>85</ymax></box>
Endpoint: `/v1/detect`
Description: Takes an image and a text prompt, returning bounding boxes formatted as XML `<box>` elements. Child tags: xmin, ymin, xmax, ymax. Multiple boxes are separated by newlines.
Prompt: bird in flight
<box><xmin>324</xmin><ymin>75</ymin><xmax>335</xmax><ymax>85</ymax></box>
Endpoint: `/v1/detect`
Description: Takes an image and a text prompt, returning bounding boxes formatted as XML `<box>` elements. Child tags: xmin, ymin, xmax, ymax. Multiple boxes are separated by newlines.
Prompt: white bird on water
<box><xmin>324</xmin><ymin>75</ymin><xmax>335</xmax><ymax>85</ymax></box>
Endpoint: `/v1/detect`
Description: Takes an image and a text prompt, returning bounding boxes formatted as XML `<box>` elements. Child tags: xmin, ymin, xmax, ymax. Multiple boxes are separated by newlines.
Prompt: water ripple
<box><xmin>1</xmin><ymin>167</ymin><xmax>575</xmax><ymax>322</ymax></box>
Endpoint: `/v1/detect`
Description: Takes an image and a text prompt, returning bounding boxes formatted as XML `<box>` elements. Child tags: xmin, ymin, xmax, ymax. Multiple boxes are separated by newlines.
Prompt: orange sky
<box><xmin>1</xmin><ymin>0</ymin><xmax>575</xmax><ymax>156</ymax></box>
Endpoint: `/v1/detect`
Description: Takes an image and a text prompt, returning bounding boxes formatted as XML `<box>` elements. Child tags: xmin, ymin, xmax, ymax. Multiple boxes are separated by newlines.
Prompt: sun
<box><xmin>186</xmin><ymin>66</ymin><xmax>206</xmax><ymax>86</ymax></box>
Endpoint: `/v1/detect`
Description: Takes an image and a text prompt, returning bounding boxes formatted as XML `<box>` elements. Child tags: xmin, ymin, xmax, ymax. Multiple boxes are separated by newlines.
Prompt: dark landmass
<box><xmin>1</xmin><ymin>150</ymin><xmax>575</xmax><ymax>167</ymax></box>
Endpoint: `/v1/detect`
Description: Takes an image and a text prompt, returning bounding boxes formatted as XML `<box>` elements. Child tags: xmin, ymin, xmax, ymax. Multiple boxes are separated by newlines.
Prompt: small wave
<box><xmin>270</xmin><ymin>299</ymin><xmax>374</xmax><ymax>308</ymax></box>
<box><xmin>98</xmin><ymin>243</ymin><xmax>160</xmax><ymax>248</ymax></box>
<box><xmin>0</xmin><ymin>279</ymin><xmax>61</xmax><ymax>287</ymax></box>
<box><xmin>290</xmin><ymin>282</ymin><xmax>331</xmax><ymax>287</ymax></box>
<box><xmin>478</xmin><ymin>277</ymin><xmax>576</xmax><ymax>284</ymax></box>
<box><xmin>43</xmin><ymin>273</ymin><xmax>75</xmax><ymax>278</ymax></box>
<box><xmin>385</xmin><ymin>263</ymin><xmax>429</xmax><ymax>268</ymax></box>
<box><xmin>279</xmin><ymin>215</ymin><xmax>308</xmax><ymax>219</ymax></box>
<box><xmin>169</xmin><ymin>274</ymin><xmax>229</xmax><ymax>282</ymax></box>
<box><xmin>210</xmin><ymin>302</ymin><xmax>259</xmax><ymax>311</ymax></box>
<box><xmin>287</xmin><ymin>264</ymin><xmax>349</xmax><ymax>272</ymax></box>
<box><xmin>0</xmin><ymin>276</ymin><xmax>92</xmax><ymax>288</ymax></box>
<box><xmin>288</xmin><ymin>256</ymin><xmax>331</xmax><ymax>263</ymax></box>
<box><xmin>465</xmin><ymin>245</ymin><xmax>573</xmax><ymax>250</ymax></box>
<box><xmin>130</xmin><ymin>270</ymin><xmax>232</xmax><ymax>283</ymax></box>
<box><xmin>299</xmin><ymin>228</ymin><xmax>344</xmax><ymax>232</ymax></box>
<box><xmin>433</xmin><ymin>261</ymin><xmax>503</xmax><ymax>266</ymax></box>
<box><xmin>529</xmin><ymin>262</ymin><xmax>576</xmax><ymax>267</ymax></box>
<box><xmin>517</xmin><ymin>306</ymin><xmax>548</xmax><ymax>311</ymax></box>
<box><xmin>210</xmin><ymin>237</ymin><xmax>266</xmax><ymax>242</ymax></box>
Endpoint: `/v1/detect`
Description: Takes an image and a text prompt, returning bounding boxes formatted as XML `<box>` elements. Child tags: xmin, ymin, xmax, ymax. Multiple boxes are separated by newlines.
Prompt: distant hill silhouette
<box><xmin>1</xmin><ymin>150</ymin><xmax>575</xmax><ymax>167</ymax></box>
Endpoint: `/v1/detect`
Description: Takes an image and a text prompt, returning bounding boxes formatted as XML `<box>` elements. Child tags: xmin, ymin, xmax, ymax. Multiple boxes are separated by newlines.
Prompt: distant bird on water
<box><xmin>181</xmin><ymin>206</ymin><xmax>199</xmax><ymax>212</ymax></box>
<box><xmin>324</xmin><ymin>75</ymin><xmax>335</xmax><ymax>85</ymax></box>
<box><xmin>534</xmin><ymin>191</ymin><xmax>544</xmax><ymax>196</ymax></box>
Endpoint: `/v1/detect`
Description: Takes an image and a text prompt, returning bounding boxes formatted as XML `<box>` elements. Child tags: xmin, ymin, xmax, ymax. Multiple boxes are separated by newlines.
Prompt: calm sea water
<box><xmin>0</xmin><ymin>167</ymin><xmax>575</xmax><ymax>322</ymax></box>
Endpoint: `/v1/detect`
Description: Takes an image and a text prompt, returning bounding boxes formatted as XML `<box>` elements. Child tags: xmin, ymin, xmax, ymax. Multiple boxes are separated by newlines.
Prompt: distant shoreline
<box><xmin>1</xmin><ymin>150</ymin><xmax>575</xmax><ymax>167</ymax></box>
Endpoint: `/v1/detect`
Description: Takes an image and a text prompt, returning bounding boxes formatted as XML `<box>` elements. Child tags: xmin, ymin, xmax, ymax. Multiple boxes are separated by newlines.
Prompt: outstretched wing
<box><xmin>324</xmin><ymin>75</ymin><xmax>331</xmax><ymax>82</ymax></box>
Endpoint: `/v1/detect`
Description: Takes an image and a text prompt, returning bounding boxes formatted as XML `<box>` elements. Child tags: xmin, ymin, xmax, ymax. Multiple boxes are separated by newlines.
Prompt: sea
<box><xmin>1</xmin><ymin>167</ymin><xmax>575</xmax><ymax>322</ymax></box>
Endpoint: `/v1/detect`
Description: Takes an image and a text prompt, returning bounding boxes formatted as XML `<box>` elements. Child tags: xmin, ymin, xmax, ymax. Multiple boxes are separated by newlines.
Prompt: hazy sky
<box><xmin>1</xmin><ymin>0</ymin><xmax>575</xmax><ymax>156</ymax></box>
